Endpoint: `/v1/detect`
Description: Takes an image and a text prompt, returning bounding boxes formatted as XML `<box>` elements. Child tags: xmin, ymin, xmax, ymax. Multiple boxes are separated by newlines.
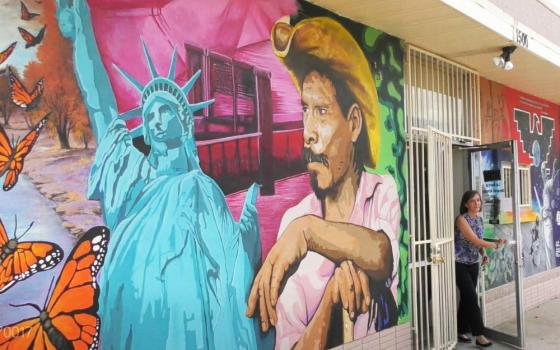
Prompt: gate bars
<box><xmin>405</xmin><ymin>44</ymin><xmax>481</xmax><ymax>350</ymax></box>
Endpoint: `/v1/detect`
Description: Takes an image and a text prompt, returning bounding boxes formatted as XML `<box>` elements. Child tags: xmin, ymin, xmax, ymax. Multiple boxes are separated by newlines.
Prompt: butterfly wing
<box><xmin>33</xmin><ymin>26</ymin><xmax>46</xmax><ymax>47</ymax></box>
<box><xmin>27</xmin><ymin>79</ymin><xmax>44</xmax><ymax>110</ymax></box>
<box><xmin>9</xmin><ymin>70</ymin><xmax>32</xmax><ymax>109</ymax></box>
<box><xmin>2</xmin><ymin>170</ymin><xmax>19</xmax><ymax>192</ymax></box>
<box><xmin>2</xmin><ymin>115</ymin><xmax>48</xmax><ymax>191</ymax></box>
<box><xmin>29</xmin><ymin>79</ymin><xmax>45</xmax><ymax>108</ymax></box>
<box><xmin>14</xmin><ymin>115</ymin><xmax>48</xmax><ymax>162</ymax></box>
<box><xmin>0</xmin><ymin>317</ymin><xmax>43</xmax><ymax>350</ymax></box>
<box><xmin>20</xmin><ymin>1</ymin><xmax>28</xmax><ymax>19</ymax></box>
<box><xmin>21</xmin><ymin>1</ymin><xmax>39</xmax><ymax>21</ymax></box>
<box><xmin>49</xmin><ymin>313</ymin><xmax>99</xmax><ymax>350</ymax></box>
<box><xmin>46</xmin><ymin>227</ymin><xmax>109</xmax><ymax>350</ymax></box>
<box><xmin>18</xmin><ymin>27</ymin><xmax>35</xmax><ymax>44</ymax></box>
<box><xmin>0</xmin><ymin>254</ymin><xmax>16</xmax><ymax>293</ymax></box>
<box><xmin>21</xmin><ymin>1</ymin><xmax>29</xmax><ymax>20</ymax></box>
<box><xmin>31</xmin><ymin>329</ymin><xmax>58</xmax><ymax>350</ymax></box>
<box><xmin>0</xmin><ymin>124</ymin><xmax>12</xmax><ymax>177</ymax></box>
<box><xmin>0</xmin><ymin>42</ymin><xmax>16</xmax><ymax>66</ymax></box>
<box><xmin>0</xmin><ymin>219</ymin><xmax>13</xmax><ymax>292</ymax></box>
<box><xmin>0</xmin><ymin>240</ymin><xmax>63</xmax><ymax>293</ymax></box>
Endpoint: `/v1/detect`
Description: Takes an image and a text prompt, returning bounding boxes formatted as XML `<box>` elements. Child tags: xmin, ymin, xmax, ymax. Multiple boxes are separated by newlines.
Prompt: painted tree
<box><xmin>24</xmin><ymin>0</ymin><xmax>88</xmax><ymax>149</ymax></box>
<box><xmin>75</xmin><ymin>115</ymin><xmax>93</xmax><ymax>149</ymax></box>
<box><xmin>0</xmin><ymin>68</ymin><xmax>15</xmax><ymax>126</ymax></box>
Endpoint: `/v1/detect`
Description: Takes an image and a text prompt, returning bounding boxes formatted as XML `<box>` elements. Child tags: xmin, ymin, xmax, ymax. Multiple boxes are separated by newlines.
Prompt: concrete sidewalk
<box><xmin>456</xmin><ymin>297</ymin><xmax>560</xmax><ymax>349</ymax></box>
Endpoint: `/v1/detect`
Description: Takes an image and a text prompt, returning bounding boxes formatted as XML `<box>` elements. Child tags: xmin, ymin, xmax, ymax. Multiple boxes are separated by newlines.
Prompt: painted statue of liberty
<box><xmin>89</xmin><ymin>42</ymin><xmax>263</xmax><ymax>349</ymax></box>
<box><xmin>56</xmin><ymin>2</ymin><xmax>266</xmax><ymax>348</ymax></box>
<box><xmin>82</xmin><ymin>40</ymin><xmax>263</xmax><ymax>349</ymax></box>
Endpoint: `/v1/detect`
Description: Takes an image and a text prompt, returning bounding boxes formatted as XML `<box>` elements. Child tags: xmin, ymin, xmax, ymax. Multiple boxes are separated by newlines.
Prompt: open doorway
<box><xmin>453</xmin><ymin>141</ymin><xmax>526</xmax><ymax>349</ymax></box>
<box><xmin>409</xmin><ymin>136</ymin><xmax>526</xmax><ymax>349</ymax></box>
<box><xmin>405</xmin><ymin>43</ymin><xmax>484</xmax><ymax>350</ymax></box>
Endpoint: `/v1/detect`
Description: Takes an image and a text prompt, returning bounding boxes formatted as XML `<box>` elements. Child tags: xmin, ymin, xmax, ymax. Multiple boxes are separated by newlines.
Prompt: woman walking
<box><xmin>455</xmin><ymin>190</ymin><xmax>505</xmax><ymax>347</ymax></box>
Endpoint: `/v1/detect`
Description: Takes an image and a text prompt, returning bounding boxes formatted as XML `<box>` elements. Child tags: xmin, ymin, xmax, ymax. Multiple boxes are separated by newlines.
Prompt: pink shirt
<box><xmin>275</xmin><ymin>172</ymin><xmax>401</xmax><ymax>349</ymax></box>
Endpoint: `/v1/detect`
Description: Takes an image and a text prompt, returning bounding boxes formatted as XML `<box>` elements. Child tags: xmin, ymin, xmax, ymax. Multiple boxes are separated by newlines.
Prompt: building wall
<box><xmin>480</xmin><ymin>77</ymin><xmax>560</xmax><ymax>317</ymax></box>
<box><xmin>330</xmin><ymin>323</ymin><xmax>412</xmax><ymax>350</ymax></box>
<box><xmin>0</xmin><ymin>1</ymin><xmax>409</xmax><ymax>349</ymax></box>
<box><xmin>484</xmin><ymin>267</ymin><xmax>560</xmax><ymax>328</ymax></box>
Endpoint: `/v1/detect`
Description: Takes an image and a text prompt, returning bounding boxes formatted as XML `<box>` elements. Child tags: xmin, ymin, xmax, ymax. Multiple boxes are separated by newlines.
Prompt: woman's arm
<box><xmin>456</xmin><ymin>216</ymin><xmax>499</xmax><ymax>249</ymax></box>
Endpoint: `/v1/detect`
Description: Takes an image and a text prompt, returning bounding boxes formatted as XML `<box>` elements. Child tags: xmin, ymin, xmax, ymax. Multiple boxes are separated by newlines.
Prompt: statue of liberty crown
<box><xmin>113</xmin><ymin>40</ymin><xmax>214</xmax><ymax>134</ymax></box>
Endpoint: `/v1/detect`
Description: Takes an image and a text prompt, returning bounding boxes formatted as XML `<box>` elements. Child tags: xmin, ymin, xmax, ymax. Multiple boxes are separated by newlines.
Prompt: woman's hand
<box><xmin>495</xmin><ymin>239</ymin><xmax>507</xmax><ymax>249</ymax></box>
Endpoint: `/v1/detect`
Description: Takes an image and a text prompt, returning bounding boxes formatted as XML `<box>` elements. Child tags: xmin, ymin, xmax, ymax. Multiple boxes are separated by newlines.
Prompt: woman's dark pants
<box><xmin>456</xmin><ymin>262</ymin><xmax>484</xmax><ymax>336</ymax></box>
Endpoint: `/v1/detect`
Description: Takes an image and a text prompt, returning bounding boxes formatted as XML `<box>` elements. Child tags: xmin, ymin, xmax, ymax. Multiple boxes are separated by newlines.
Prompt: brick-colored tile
<box><xmin>362</xmin><ymin>340</ymin><xmax>380</xmax><ymax>350</ymax></box>
<box><xmin>380</xmin><ymin>342</ymin><xmax>396</xmax><ymax>350</ymax></box>
<box><xmin>344</xmin><ymin>339</ymin><xmax>362</xmax><ymax>350</ymax></box>
<box><xmin>396</xmin><ymin>340</ymin><xmax>412</xmax><ymax>350</ymax></box>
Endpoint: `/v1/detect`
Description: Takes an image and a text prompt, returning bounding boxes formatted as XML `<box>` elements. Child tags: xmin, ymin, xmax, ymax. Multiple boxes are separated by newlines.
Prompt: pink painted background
<box><xmin>86</xmin><ymin>0</ymin><xmax>309</xmax><ymax>258</ymax></box>
<box><xmin>87</xmin><ymin>0</ymin><xmax>302</xmax><ymax>127</ymax></box>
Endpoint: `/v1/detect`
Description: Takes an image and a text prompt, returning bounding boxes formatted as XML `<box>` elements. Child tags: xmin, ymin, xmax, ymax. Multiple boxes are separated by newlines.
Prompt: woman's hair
<box><xmin>459</xmin><ymin>190</ymin><xmax>480</xmax><ymax>214</ymax></box>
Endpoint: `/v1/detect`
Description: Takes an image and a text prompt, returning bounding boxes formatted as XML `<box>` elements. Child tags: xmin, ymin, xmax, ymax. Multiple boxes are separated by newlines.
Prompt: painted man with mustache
<box><xmin>246</xmin><ymin>17</ymin><xmax>401</xmax><ymax>349</ymax></box>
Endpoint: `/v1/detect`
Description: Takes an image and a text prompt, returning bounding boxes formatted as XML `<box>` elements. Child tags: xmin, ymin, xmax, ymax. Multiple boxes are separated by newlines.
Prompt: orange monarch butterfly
<box><xmin>0</xmin><ymin>113</ymin><xmax>49</xmax><ymax>191</ymax></box>
<box><xmin>18</xmin><ymin>25</ymin><xmax>46</xmax><ymax>49</ymax></box>
<box><xmin>21</xmin><ymin>1</ymin><xmax>39</xmax><ymax>21</ymax></box>
<box><xmin>0</xmin><ymin>218</ymin><xmax>63</xmax><ymax>293</ymax></box>
<box><xmin>0</xmin><ymin>226</ymin><xmax>110</xmax><ymax>350</ymax></box>
<box><xmin>0</xmin><ymin>42</ymin><xmax>16</xmax><ymax>66</ymax></box>
<box><xmin>9</xmin><ymin>69</ymin><xmax>44</xmax><ymax>110</ymax></box>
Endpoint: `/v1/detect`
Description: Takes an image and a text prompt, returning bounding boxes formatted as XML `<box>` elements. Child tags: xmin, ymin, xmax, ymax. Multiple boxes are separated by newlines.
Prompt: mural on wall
<box><xmin>514</xmin><ymin>106</ymin><xmax>558</xmax><ymax>270</ymax></box>
<box><xmin>480</xmin><ymin>78</ymin><xmax>510</xmax><ymax>145</ymax></box>
<box><xmin>477</xmin><ymin>149</ymin><xmax>515</xmax><ymax>289</ymax></box>
<box><xmin>480</xmin><ymin>77</ymin><xmax>560</xmax><ymax>288</ymax></box>
<box><xmin>0</xmin><ymin>1</ymin><xmax>408</xmax><ymax>349</ymax></box>
<box><xmin>1</xmin><ymin>226</ymin><xmax>110</xmax><ymax>349</ymax></box>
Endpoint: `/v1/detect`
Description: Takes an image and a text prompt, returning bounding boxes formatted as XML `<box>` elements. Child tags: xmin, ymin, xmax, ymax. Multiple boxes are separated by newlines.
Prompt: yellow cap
<box><xmin>271</xmin><ymin>17</ymin><xmax>380</xmax><ymax>168</ymax></box>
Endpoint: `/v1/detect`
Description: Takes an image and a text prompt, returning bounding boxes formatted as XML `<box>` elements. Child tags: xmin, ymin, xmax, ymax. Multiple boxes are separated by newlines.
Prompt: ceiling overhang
<box><xmin>308</xmin><ymin>0</ymin><xmax>560</xmax><ymax>104</ymax></box>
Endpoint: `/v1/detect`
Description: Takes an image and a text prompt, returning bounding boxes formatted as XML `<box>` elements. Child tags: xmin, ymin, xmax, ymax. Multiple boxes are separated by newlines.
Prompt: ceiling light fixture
<box><xmin>493</xmin><ymin>46</ymin><xmax>517</xmax><ymax>71</ymax></box>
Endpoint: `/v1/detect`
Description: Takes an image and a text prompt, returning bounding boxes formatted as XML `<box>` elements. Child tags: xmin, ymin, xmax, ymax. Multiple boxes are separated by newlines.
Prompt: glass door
<box><xmin>466</xmin><ymin>140</ymin><xmax>525</xmax><ymax>349</ymax></box>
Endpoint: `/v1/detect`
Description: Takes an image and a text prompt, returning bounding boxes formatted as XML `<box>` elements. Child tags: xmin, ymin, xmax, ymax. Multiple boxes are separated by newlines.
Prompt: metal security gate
<box><xmin>406</xmin><ymin>44</ymin><xmax>480</xmax><ymax>350</ymax></box>
<box><xmin>408</xmin><ymin>127</ymin><xmax>432</xmax><ymax>349</ymax></box>
<box><xmin>408</xmin><ymin>127</ymin><xmax>456</xmax><ymax>350</ymax></box>
<box><xmin>405</xmin><ymin>45</ymin><xmax>480</xmax><ymax>141</ymax></box>
<box><xmin>427</xmin><ymin>128</ymin><xmax>456</xmax><ymax>349</ymax></box>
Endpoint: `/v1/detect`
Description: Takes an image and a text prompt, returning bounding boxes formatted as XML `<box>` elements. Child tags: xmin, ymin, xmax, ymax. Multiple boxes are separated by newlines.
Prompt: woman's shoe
<box><xmin>475</xmin><ymin>339</ymin><xmax>493</xmax><ymax>347</ymax></box>
<box><xmin>458</xmin><ymin>334</ymin><xmax>471</xmax><ymax>343</ymax></box>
